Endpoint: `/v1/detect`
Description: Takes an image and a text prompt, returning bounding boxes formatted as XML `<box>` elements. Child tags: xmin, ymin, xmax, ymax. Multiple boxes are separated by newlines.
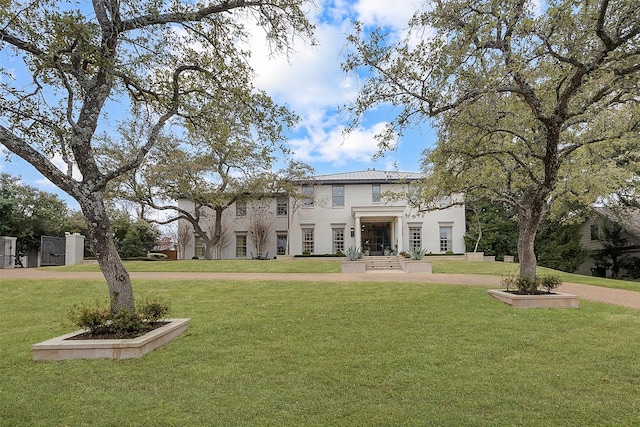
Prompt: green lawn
<box><xmin>2</xmin><ymin>277</ymin><xmax>640</xmax><ymax>426</ymax></box>
<box><xmin>429</xmin><ymin>260</ymin><xmax>640</xmax><ymax>291</ymax></box>
<box><xmin>47</xmin><ymin>259</ymin><xmax>342</xmax><ymax>273</ymax></box>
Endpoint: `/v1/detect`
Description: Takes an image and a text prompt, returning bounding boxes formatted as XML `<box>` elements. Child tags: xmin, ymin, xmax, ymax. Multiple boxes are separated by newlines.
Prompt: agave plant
<box><xmin>345</xmin><ymin>247</ymin><xmax>361</xmax><ymax>261</ymax></box>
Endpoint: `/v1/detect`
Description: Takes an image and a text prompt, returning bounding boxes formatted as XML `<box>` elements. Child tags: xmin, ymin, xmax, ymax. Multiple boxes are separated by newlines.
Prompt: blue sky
<box><xmin>0</xmin><ymin>0</ymin><xmax>436</xmax><ymax>210</ymax></box>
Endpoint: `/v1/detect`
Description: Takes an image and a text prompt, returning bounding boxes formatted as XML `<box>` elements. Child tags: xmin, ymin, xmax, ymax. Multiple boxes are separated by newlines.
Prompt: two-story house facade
<box><xmin>180</xmin><ymin>170</ymin><xmax>466</xmax><ymax>259</ymax></box>
<box><xmin>288</xmin><ymin>170</ymin><xmax>465</xmax><ymax>256</ymax></box>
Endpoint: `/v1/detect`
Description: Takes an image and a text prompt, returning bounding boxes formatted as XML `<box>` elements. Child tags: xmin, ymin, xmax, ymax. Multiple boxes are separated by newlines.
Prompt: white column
<box><xmin>396</xmin><ymin>216</ymin><xmax>404</xmax><ymax>252</ymax></box>
<box><xmin>65</xmin><ymin>233</ymin><xmax>85</xmax><ymax>265</ymax></box>
<box><xmin>355</xmin><ymin>215</ymin><xmax>361</xmax><ymax>249</ymax></box>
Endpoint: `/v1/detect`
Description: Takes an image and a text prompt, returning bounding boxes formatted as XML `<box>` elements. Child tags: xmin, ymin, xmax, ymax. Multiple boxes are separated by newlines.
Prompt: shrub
<box><xmin>539</xmin><ymin>275</ymin><xmax>562</xmax><ymax>293</ymax></box>
<box><xmin>68</xmin><ymin>301</ymin><xmax>112</xmax><ymax>335</ymax></box>
<box><xmin>344</xmin><ymin>247</ymin><xmax>361</xmax><ymax>261</ymax></box>
<box><xmin>410</xmin><ymin>248</ymin><xmax>429</xmax><ymax>260</ymax></box>
<box><xmin>68</xmin><ymin>298</ymin><xmax>170</xmax><ymax>338</ymax></box>
<box><xmin>501</xmin><ymin>274</ymin><xmax>563</xmax><ymax>295</ymax></box>
<box><xmin>147</xmin><ymin>252</ymin><xmax>168</xmax><ymax>260</ymax></box>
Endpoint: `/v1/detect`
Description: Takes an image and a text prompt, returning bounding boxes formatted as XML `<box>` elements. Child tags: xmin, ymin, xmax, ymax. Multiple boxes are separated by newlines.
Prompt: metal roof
<box><xmin>304</xmin><ymin>169</ymin><xmax>424</xmax><ymax>184</ymax></box>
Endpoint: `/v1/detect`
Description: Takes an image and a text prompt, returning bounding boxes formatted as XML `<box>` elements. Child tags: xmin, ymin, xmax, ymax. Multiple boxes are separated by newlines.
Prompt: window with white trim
<box><xmin>236</xmin><ymin>234</ymin><xmax>247</xmax><ymax>257</ymax></box>
<box><xmin>332</xmin><ymin>228</ymin><xmax>345</xmax><ymax>254</ymax></box>
<box><xmin>302</xmin><ymin>185</ymin><xmax>314</xmax><ymax>206</ymax></box>
<box><xmin>277</xmin><ymin>234</ymin><xmax>287</xmax><ymax>255</ymax></box>
<box><xmin>194</xmin><ymin>236</ymin><xmax>205</xmax><ymax>259</ymax></box>
<box><xmin>277</xmin><ymin>198</ymin><xmax>288</xmax><ymax>216</ymax></box>
<box><xmin>236</xmin><ymin>200</ymin><xmax>246</xmax><ymax>217</ymax></box>
<box><xmin>409</xmin><ymin>227</ymin><xmax>422</xmax><ymax>252</ymax></box>
<box><xmin>439</xmin><ymin>226</ymin><xmax>453</xmax><ymax>252</ymax></box>
<box><xmin>302</xmin><ymin>228</ymin><xmax>314</xmax><ymax>253</ymax></box>
<box><xmin>332</xmin><ymin>185</ymin><xmax>344</xmax><ymax>207</ymax></box>
<box><xmin>372</xmin><ymin>184</ymin><xmax>381</xmax><ymax>203</ymax></box>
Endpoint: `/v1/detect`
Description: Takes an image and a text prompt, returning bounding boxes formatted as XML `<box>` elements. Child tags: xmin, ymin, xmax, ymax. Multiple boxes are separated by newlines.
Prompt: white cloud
<box><xmin>289</xmin><ymin>120</ymin><xmax>388</xmax><ymax>166</ymax></box>
<box><xmin>241</xmin><ymin>2</ymin><xmax>426</xmax><ymax>171</ymax></box>
<box><xmin>354</xmin><ymin>0</ymin><xmax>419</xmax><ymax>30</ymax></box>
<box><xmin>247</xmin><ymin>20</ymin><xmax>357</xmax><ymax>111</ymax></box>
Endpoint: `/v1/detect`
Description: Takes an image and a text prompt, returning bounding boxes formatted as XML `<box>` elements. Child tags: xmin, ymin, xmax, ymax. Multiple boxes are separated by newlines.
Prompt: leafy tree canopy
<box><xmin>0</xmin><ymin>173</ymin><xmax>70</xmax><ymax>250</ymax></box>
<box><xmin>0</xmin><ymin>0</ymin><xmax>315</xmax><ymax>310</ymax></box>
<box><xmin>344</xmin><ymin>0</ymin><xmax>640</xmax><ymax>278</ymax></box>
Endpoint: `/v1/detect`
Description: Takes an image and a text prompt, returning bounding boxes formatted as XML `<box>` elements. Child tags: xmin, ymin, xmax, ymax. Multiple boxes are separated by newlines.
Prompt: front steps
<box><xmin>362</xmin><ymin>256</ymin><xmax>402</xmax><ymax>271</ymax></box>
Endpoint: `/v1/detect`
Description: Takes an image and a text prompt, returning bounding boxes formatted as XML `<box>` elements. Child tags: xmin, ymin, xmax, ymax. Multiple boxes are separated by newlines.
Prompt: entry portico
<box><xmin>352</xmin><ymin>206</ymin><xmax>406</xmax><ymax>254</ymax></box>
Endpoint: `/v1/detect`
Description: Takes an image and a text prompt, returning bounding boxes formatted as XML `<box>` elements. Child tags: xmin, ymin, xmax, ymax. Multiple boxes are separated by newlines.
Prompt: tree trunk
<box><xmin>81</xmin><ymin>197</ymin><xmax>134</xmax><ymax>312</ymax></box>
<box><xmin>517</xmin><ymin>192</ymin><xmax>547</xmax><ymax>279</ymax></box>
<box><xmin>204</xmin><ymin>240</ymin><xmax>215</xmax><ymax>260</ymax></box>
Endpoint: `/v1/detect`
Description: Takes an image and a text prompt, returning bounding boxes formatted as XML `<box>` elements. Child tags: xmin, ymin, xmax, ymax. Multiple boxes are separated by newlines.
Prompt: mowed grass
<box><xmin>47</xmin><ymin>258</ymin><xmax>342</xmax><ymax>273</ymax></box>
<box><xmin>2</xmin><ymin>277</ymin><xmax>640</xmax><ymax>426</ymax></box>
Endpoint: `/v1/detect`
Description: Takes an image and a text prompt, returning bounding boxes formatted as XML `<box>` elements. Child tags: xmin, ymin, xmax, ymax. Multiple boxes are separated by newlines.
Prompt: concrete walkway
<box><xmin>2</xmin><ymin>268</ymin><xmax>640</xmax><ymax>310</ymax></box>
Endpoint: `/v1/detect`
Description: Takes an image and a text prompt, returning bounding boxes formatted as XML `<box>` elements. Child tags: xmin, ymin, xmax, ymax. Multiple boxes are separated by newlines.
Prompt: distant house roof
<box><xmin>593</xmin><ymin>206</ymin><xmax>640</xmax><ymax>240</ymax></box>
<box><xmin>300</xmin><ymin>170</ymin><xmax>424</xmax><ymax>184</ymax></box>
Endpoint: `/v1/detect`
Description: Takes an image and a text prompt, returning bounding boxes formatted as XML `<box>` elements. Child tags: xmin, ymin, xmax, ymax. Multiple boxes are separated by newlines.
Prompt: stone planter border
<box><xmin>341</xmin><ymin>260</ymin><xmax>366</xmax><ymax>273</ymax></box>
<box><xmin>32</xmin><ymin>318</ymin><xmax>190</xmax><ymax>361</ymax></box>
<box><xmin>487</xmin><ymin>290</ymin><xmax>578</xmax><ymax>309</ymax></box>
<box><xmin>399</xmin><ymin>259</ymin><xmax>433</xmax><ymax>273</ymax></box>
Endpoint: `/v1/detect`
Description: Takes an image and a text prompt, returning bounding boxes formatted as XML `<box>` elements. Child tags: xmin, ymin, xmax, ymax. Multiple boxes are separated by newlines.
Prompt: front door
<box><xmin>362</xmin><ymin>222</ymin><xmax>390</xmax><ymax>256</ymax></box>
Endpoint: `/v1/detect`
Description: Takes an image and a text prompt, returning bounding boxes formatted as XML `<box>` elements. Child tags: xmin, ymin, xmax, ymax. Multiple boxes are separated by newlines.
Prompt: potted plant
<box><xmin>341</xmin><ymin>247</ymin><xmax>366</xmax><ymax>273</ymax></box>
<box><xmin>362</xmin><ymin>241</ymin><xmax>370</xmax><ymax>256</ymax></box>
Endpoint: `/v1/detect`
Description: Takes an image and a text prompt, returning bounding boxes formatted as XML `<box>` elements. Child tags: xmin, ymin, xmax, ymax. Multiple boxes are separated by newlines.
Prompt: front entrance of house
<box><xmin>361</xmin><ymin>222</ymin><xmax>390</xmax><ymax>256</ymax></box>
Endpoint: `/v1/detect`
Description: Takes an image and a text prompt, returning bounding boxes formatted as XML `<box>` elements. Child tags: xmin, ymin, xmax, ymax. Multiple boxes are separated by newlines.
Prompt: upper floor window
<box><xmin>372</xmin><ymin>184</ymin><xmax>381</xmax><ymax>203</ymax></box>
<box><xmin>590</xmin><ymin>224</ymin><xmax>600</xmax><ymax>241</ymax></box>
<box><xmin>439</xmin><ymin>196</ymin><xmax>452</xmax><ymax>207</ymax></box>
<box><xmin>277</xmin><ymin>197</ymin><xmax>288</xmax><ymax>216</ymax></box>
<box><xmin>236</xmin><ymin>200</ymin><xmax>247</xmax><ymax>217</ymax></box>
<box><xmin>332</xmin><ymin>185</ymin><xmax>344</xmax><ymax>207</ymax></box>
<box><xmin>302</xmin><ymin>185</ymin><xmax>314</xmax><ymax>206</ymax></box>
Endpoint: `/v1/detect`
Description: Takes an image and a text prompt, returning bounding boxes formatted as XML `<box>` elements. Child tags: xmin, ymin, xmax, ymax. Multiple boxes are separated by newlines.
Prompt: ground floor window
<box><xmin>277</xmin><ymin>234</ymin><xmax>287</xmax><ymax>255</ymax></box>
<box><xmin>409</xmin><ymin>227</ymin><xmax>422</xmax><ymax>252</ymax></box>
<box><xmin>302</xmin><ymin>228</ymin><xmax>314</xmax><ymax>254</ymax></box>
<box><xmin>332</xmin><ymin>228</ymin><xmax>345</xmax><ymax>254</ymax></box>
<box><xmin>236</xmin><ymin>234</ymin><xmax>247</xmax><ymax>258</ymax></box>
<box><xmin>194</xmin><ymin>236</ymin><xmax>205</xmax><ymax>259</ymax></box>
<box><xmin>440</xmin><ymin>226</ymin><xmax>453</xmax><ymax>252</ymax></box>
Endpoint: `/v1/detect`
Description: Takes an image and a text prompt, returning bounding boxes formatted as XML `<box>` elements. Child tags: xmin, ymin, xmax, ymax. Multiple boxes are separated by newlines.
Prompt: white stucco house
<box><xmin>180</xmin><ymin>170</ymin><xmax>466</xmax><ymax>259</ymax></box>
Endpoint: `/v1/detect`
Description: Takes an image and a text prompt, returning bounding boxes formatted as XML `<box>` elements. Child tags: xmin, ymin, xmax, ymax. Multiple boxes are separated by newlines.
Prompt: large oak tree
<box><xmin>0</xmin><ymin>0</ymin><xmax>314</xmax><ymax>310</ymax></box>
<box><xmin>343</xmin><ymin>0</ymin><xmax>640</xmax><ymax>278</ymax></box>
